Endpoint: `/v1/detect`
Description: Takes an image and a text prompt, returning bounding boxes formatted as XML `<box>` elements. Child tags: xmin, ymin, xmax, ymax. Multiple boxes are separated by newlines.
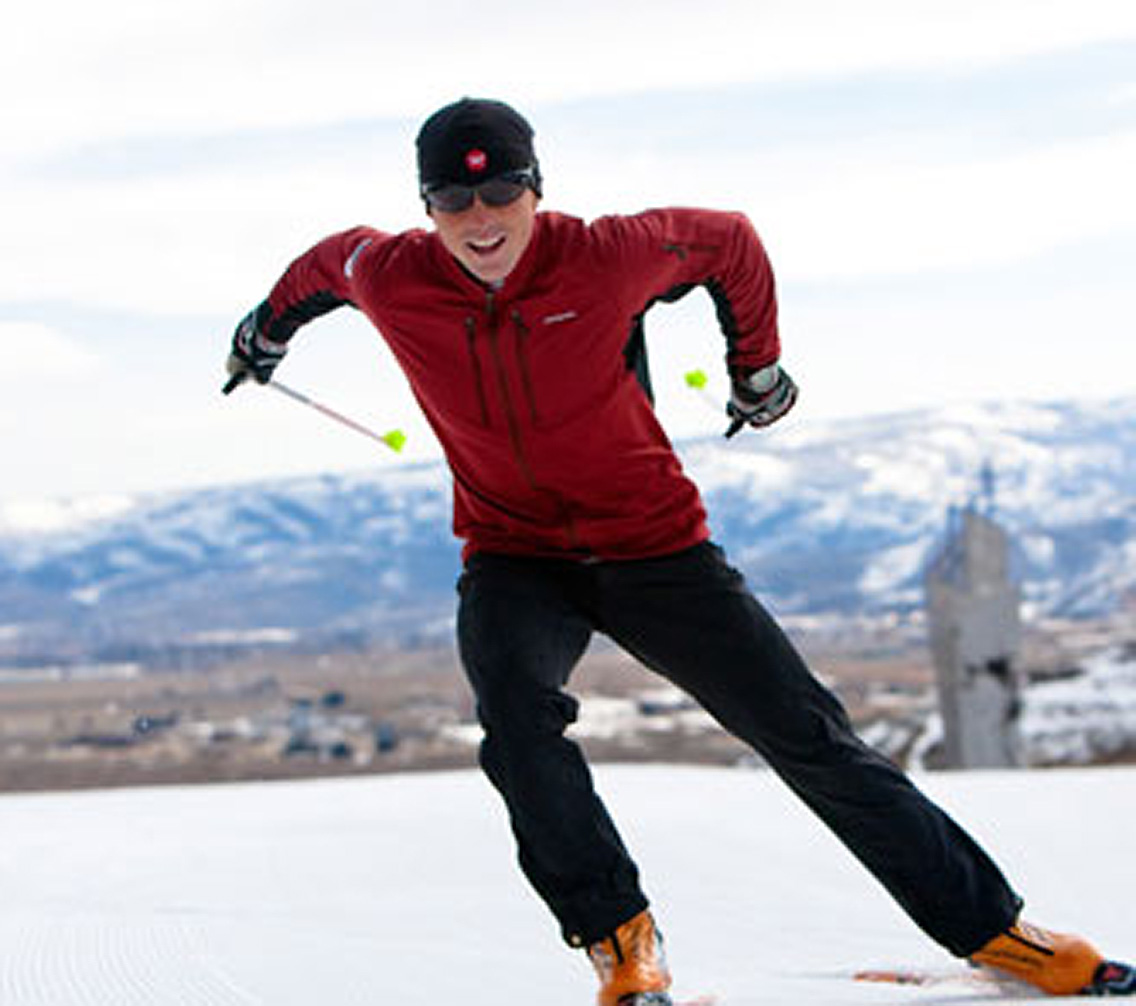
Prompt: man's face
<box><xmin>430</xmin><ymin>188</ymin><xmax>539</xmax><ymax>286</ymax></box>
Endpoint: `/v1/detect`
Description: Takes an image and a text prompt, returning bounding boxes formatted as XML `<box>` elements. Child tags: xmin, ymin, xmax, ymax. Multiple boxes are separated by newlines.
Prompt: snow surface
<box><xmin>1</xmin><ymin>764</ymin><xmax>1133</xmax><ymax>1005</ymax></box>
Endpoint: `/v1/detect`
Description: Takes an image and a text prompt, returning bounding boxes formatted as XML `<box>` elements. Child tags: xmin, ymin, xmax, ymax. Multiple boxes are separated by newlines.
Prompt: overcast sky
<box><xmin>2</xmin><ymin>0</ymin><xmax>1135</xmax><ymax>508</ymax></box>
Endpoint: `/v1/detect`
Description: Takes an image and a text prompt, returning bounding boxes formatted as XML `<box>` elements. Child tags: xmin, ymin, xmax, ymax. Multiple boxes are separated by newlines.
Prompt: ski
<box><xmin>1086</xmin><ymin>961</ymin><xmax>1136</xmax><ymax>996</ymax></box>
<box><xmin>854</xmin><ymin>967</ymin><xmax>994</xmax><ymax>989</ymax></box>
<box><xmin>617</xmin><ymin>996</ymin><xmax>717</xmax><ymax>1006</ymax></box>
<box><xmin>855</xmin><ymin>959</ymin><xmax>1136</xmax><ymax>996</ymax></box>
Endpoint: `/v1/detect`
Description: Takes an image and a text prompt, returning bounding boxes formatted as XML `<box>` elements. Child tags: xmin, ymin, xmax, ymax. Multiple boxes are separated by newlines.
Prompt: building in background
<box><xmin>924</xmin><ymin>463</ymin><xmax>1023</xmax><ymax>769</ymax></box>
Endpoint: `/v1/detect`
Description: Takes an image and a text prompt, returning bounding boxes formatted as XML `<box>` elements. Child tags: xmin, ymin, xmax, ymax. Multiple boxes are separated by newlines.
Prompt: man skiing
<box><xmin>224</xmin><ymin>97</ymin><xmax>1131</xmax><ymax>1003</ymax></box>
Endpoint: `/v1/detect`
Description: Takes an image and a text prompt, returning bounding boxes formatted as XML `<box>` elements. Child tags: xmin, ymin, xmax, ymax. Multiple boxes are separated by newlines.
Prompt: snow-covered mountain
<box><xmin>2</xmin><ymin>396</ymin><xmax>1135</xmax><ymax>664</ymax></box>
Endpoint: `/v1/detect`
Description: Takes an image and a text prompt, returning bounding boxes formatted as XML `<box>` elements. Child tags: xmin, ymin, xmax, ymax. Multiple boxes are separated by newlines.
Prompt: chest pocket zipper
<box><xmin>512</xmin><ymin>309</ymin><xmax>541</xmax><ymax>426</ymax></box>
<box><xmin>464</xmin><ymin>316</ymin><xmax>491</xmax><ymax>426</ymax></box>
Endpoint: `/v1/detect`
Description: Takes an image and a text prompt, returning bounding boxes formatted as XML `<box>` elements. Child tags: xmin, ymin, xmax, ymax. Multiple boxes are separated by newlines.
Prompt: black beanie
<box><xmin>416</xmin><ymin>97</ymin><xmax>542</xmax><ymax>194</ymax></box>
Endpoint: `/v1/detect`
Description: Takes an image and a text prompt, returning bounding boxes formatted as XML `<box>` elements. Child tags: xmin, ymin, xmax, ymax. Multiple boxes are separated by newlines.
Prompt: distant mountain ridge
<box><xmin>2</xmin><ymin>396</ymin><xmax>1134</xmax><ymax>665</ymax></box>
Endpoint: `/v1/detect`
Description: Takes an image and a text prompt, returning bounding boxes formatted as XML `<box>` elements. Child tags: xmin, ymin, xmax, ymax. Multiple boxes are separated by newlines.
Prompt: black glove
<box><xmin>725</xmin><ymin>364</ymin><xmax>798</xmax><ymax>437</ymax></box>
<box><xmin>223</xmin><ymin>304</ymin><xmax>288</xmax><ymax>395</ymax></box>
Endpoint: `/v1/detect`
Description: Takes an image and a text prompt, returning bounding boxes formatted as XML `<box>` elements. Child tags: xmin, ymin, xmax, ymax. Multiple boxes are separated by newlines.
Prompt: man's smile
<box><xmin>467</xmin><ymin>234</ymin><xmax>508</xmax><ymax>257</ymax></box>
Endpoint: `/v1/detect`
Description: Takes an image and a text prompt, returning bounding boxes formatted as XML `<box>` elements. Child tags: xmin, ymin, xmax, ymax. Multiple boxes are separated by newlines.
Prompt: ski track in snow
<box><xmin>0</xmin><ymin>915</ymin><xmax>259</xmax><ymax>1005</ymax></box>
<box><xmin>0</xmin><ymin>765</ymin><xmax>1133</xmax><ymax>1005</ymax></box>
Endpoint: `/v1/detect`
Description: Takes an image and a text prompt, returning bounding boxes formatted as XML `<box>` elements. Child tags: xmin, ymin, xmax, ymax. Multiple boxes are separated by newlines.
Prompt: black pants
<box><xmin>456</xmin><ymin>542</ymin><xmax>1022</xmax><ymax>955</ymax></box>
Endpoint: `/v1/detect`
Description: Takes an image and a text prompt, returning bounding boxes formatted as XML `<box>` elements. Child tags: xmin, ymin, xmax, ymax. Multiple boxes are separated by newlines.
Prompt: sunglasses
<box><xmin>421</xmin><ymin>167</ymin><xmax>538</xmax><ymax>213</ymax></box>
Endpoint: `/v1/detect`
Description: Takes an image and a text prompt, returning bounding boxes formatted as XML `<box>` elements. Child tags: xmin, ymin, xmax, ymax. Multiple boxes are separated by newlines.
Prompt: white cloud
<box><xmin>6</xmin><ymin>0</ymin><xmax>1136</xmax><ymax>157</ymax></box>
<box><xmin>557</xmin><ymin>127</ymin><xmax>1136</xmax><ymax>282</ymax></box>
<box><xmin>4</xmin><ymin>1</ymin><xmax>1133</xmax><ymax>314</ymax></box>
<box><xmin>0</xmin><ymin>322</ymin><xmax>102</xmax><ymax>381</ymax></box>
<box><xmin>1109</xmin><ymin>83</ymin><xmax>1136</xmax><ymax>106</ymax></box>
<box><xmin>781</xmin><ymin>280</ymin><xmax>1136</xmax><ymax>424</ymax></box>
<box><xmin>5</xmin><ymin>117</ymin><xmax>1134</xmax><ymax>315</ymax></box>
<box><xmin>0</xmin><ymin>151</ymin><xmax>423</xmax><ymax>313</ymax></box>
<box><xmin>770</xmin><ymin>131</ymin><xmax>1136</xmax><ymax>281</ymax></box>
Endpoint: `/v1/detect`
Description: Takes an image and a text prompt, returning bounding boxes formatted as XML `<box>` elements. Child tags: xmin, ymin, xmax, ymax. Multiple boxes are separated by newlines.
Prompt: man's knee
<box><xmin>477</xmin><ymin>681</ymin><xmax>580</xmax><ymax>737</ymax></box>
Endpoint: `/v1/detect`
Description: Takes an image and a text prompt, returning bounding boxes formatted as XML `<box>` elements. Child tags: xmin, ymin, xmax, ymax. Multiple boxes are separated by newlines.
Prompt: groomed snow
<box><xmin>1</xmin><ymin>764</ymin><xmax>1133</xmax><ymax>1005</ymax></box>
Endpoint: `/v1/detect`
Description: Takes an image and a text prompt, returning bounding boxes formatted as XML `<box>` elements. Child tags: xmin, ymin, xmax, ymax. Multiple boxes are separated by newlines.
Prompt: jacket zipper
<box><xmin>484</xmin><ymin>293</ymin><xmax>583</xmax><ymax>552</ymax></box>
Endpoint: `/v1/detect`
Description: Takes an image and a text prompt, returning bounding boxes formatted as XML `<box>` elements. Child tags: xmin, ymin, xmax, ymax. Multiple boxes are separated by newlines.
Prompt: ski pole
<box><xmin>685</xmin><ymin>369</ymin><xmax>744</xmax><ymax>438</ymax></box>
<box><xmin>267</xmin><ymin>379</ymin><xmax>407</xmax><ymax>453</ymax></box>
<box><xmin>225</xmin><ymin>373</ymin><xmax>406</xmax><ymax>453</ymax></box>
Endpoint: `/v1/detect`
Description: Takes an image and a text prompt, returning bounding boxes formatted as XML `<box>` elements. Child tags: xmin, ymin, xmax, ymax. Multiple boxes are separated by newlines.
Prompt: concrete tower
<box><xmin>924</xmin><ymin>463</ymin><xmax>1023</xmax><ymax>768</ymax></box>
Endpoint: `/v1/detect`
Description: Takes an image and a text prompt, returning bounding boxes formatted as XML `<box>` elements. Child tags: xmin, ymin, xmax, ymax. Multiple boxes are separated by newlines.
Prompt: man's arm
<box><xmin>596</xmin><ymin>208</ymin><xmax>798</xmax><ymax>433</ymax></box>
<box><xmin>222</xmin><ymin>227</ymin><xmax>380</xmax><ymax>394</ymax></box>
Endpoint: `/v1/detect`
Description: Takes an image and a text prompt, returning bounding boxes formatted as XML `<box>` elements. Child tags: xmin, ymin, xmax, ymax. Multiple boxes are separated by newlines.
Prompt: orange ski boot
<box><xmin>970</xmin><ymin>919</ymin><xmax>1105</xmax><ymax>995</ymax></box>
<box><xmin>587</xmin><ymin>909</ymin><xmax>673</xmax><ymax>1006</ymax></box>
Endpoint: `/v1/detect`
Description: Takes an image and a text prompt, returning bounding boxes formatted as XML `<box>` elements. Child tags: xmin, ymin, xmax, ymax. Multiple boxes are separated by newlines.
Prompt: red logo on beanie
<box><xmin>465</xmin><ymin>148</ymin><xmax>488</xmax><ymax>173</ymax></box>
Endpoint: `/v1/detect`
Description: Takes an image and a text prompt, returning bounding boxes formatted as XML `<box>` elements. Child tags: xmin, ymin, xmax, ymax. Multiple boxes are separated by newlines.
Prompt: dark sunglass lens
<box><xmin>426</xmin><ymin>185</ymin><xmax>475</xmax><ymax>212</ymax></box>
<box><xmin>478</xmin><ymin>178</ymin><xmax>527</xmax><ymax>208</ymax></box>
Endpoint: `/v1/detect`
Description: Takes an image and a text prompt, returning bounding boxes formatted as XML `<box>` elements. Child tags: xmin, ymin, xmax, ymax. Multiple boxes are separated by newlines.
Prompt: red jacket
<box><xmin>261</xmin><ymin>208</ymin><xmax>782</xmax><ymax>560</ymax></box>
